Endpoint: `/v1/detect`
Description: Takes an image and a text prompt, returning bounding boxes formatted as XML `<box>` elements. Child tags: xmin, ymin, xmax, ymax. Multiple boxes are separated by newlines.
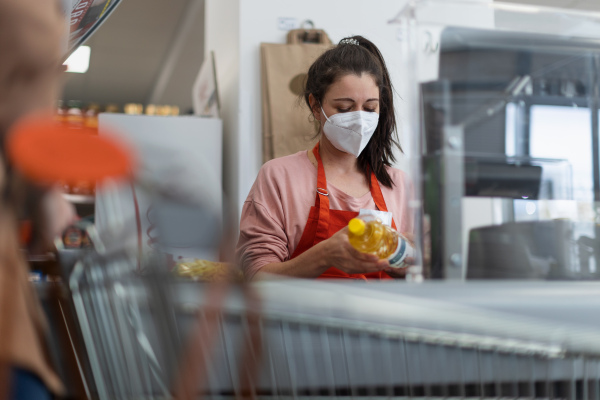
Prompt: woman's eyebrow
<box><xmin>332</xmin><ymin>98</ymin><xmax>380</xmax><ymax>102</ymax></box>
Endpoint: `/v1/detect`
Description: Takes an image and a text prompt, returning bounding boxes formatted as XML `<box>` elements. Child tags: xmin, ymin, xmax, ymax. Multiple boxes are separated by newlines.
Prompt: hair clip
<box><xmin>339</xmin><ymin>38</ymin><xmax>360</xmax><ymax>46</ymax></box>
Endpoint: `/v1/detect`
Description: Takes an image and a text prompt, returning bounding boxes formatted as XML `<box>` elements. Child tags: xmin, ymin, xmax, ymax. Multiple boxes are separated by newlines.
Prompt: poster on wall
<box><xmin>64</xmin><ymin>0</ymin><xmax>123</xmax><ymax>58</ymax></box>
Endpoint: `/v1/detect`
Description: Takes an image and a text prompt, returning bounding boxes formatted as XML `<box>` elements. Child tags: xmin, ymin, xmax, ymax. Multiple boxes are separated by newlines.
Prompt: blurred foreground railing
<box><xmin>62</xmin><ymin>244</ymin><xmax>600</xmax><ymax>399</ymax></box>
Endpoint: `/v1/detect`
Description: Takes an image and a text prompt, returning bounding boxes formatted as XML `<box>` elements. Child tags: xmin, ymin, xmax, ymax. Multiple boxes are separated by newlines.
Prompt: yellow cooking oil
<box><xmin>348</xmin><ymin>217</ymin><xmax>398</xmax><ymax>259</ymax></box>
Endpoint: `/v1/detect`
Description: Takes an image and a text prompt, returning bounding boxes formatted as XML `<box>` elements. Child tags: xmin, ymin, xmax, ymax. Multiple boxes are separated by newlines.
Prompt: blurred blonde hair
<box><xmin>0</xmin><ymin>0</ymin><xmax>65</xmax><ymax>134</ymax></box>
<box><xmin>0</xmin><ymin>0</ymin><xmax>65</xmax><ymax>251</ymax></box>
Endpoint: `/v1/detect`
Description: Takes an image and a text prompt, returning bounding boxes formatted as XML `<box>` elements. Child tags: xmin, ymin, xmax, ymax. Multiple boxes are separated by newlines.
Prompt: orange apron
<box><xmin>290</xmin><ymin>143</ymin><xmax>395</xmax><ymax>280</ymax></box>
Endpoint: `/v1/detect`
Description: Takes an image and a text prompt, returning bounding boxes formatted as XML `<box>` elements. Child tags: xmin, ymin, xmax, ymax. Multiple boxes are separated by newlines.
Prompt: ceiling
<box><xmin>499</xmin><ymin>0</ymin><xmax>600</xmax><ymax>10</ymax></box>
<box><xmin>61</xmin><ymin>0</ymin><xmax>205</xmax><ymax>113</ymax></box>
<box><xmin>60</xmin><ymin>0</ymin><xmax>600</xmax><ymax>113</ymax></box>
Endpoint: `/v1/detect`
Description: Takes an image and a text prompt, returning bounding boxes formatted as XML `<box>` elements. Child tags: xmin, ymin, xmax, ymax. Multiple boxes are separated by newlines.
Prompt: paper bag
<box><xmin>261</xmin><ymin>38</ymin><xmax>332</xmax><ymax>162</ymax></box>
<box><xmin>286</xmin><ymin>28</ymin><xmax>331</xmax><ymax>45</ymax></box>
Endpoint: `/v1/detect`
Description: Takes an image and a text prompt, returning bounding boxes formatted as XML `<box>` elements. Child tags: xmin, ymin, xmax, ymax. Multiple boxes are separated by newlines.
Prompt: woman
<box><xmin>0</xmin><ymin>0</ymin><xmax>76</xmax><ymax>398</ymax></box>
<box><xmin>237</xmin><ymin>35</ymin><xmax>413</xmax><ymax>280</ymax></box>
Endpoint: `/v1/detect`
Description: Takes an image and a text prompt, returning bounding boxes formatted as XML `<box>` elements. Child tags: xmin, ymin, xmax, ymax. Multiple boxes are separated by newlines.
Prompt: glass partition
<box><xmin>394</xmin><ymin>0</ymin><xmax>600</xmax><ymax>280</ymax></box>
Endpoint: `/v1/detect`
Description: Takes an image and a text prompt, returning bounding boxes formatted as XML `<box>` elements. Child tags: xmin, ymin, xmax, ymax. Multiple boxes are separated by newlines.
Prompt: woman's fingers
<box><xmin>350</xmin><ymin>253</ymin><xmax>388</xmax><ymax>273</ymax></box>
<box><xmin>348</xmin><ymin>245</ymin><xmax>378</xmax><ymax>262</ymax></box>
<box><xmin>402</xmin><ymin>232</ymin><xmax>415</xmax><ymax>248</ymax></box>
<box><xmin>404</xmin><ymin>256</ymin><xmax>416</xmax><ymax>265</ymax></box>
<box><xmin>384</xmin><ymin>267</ymin><xmax>407</xmax><ymax>278</ymax></box>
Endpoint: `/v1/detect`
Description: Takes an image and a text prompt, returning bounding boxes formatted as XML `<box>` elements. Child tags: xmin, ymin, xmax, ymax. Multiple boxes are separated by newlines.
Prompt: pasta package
<box><xmin>174</xmin><ymin>259</ymin><xmax>243</xmax><ymax>282</ymax></box>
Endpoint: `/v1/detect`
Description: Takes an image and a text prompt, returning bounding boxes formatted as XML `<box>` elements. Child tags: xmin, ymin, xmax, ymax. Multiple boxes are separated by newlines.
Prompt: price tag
<box><xmin>277</xmin><ymin>17</ymin><xmax>298</xmax><ymax>31</ymax></box>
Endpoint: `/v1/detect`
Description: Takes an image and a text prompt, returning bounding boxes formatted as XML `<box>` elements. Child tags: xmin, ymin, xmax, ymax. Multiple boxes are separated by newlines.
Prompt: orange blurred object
<box><xmin>6</xmin><ymin>114</ymin><xmax>134</xmax><ymax>185</ymax></box>
<box><xmin>18</xmin><ymin>220</ymin><xmax>32</xmax><ymax>246</ymax></box>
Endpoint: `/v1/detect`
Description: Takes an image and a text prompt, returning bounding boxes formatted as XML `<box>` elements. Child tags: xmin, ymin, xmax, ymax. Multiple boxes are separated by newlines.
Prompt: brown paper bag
<box><xmin>286</xmin><ymin>29</ymin><xmax>331</xmax><ymax>45</ymax></box>
<box><xmin>261</xmin><ymin>34</ymin><xmax>332</xmax><ymax>162</ymax></box>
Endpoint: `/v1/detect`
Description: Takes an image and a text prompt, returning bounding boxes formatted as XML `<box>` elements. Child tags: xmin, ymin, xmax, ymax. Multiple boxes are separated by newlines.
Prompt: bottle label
<box><xmin>387</xmin><ymin>237</ymin><xmax>413</xmax><ymax>268</ymax></box>
<box><xmin>359</xmin><ymin>209</ymin><xmax>393</xmax><ymax>227</ymax></box>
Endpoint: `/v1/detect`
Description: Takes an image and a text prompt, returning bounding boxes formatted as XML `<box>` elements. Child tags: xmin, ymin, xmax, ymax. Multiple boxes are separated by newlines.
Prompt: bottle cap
<box><xmin>348</xmin><ymin>218</ymin><xmax>365</xmax><ymax>236</ymax></box>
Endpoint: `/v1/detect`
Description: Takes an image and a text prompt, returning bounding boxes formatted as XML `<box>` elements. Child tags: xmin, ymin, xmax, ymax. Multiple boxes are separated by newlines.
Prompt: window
<box><xmin>529</xmin><ymin>105</ymin><xmax>593</xmax><ymax>202</ymax></box>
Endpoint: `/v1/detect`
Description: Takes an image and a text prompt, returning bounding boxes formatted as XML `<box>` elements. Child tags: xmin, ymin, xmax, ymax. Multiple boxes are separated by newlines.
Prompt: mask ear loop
<box><xmin>320</xmin><ymin>106</ymin><xmax>332</xmax><ymax>123</ymax></box>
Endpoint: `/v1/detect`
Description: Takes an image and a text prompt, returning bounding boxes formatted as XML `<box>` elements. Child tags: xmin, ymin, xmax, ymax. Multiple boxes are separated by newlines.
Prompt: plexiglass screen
<box><xmin>419</xmin><ymin>25</ymin><xmax>600</xmax><ymax>280</ymax></box>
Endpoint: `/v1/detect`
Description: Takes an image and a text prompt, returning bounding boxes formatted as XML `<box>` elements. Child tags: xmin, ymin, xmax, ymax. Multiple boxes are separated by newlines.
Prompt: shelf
<box><xmin>26</xmin><ymin>253</ymin><xmax>56</xmax><ymax>263</ymax></box>
<box><xmin>62</xmin><ymin>193</ymin><xmax>95</xmax><ymax>204</ymax></box>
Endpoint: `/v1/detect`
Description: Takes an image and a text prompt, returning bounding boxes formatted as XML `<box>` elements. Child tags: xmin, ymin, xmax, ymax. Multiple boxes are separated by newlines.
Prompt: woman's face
<box><xmin>313</xmin><ymin>73</ymin><xmax>380</xmax><ymax>123</ymax></box>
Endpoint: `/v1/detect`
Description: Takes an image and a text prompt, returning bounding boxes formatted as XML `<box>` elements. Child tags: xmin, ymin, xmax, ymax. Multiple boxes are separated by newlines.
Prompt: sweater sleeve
<box><xmin>236</xmin><ymin>199</ymin><xmax>291</xmax><ymax>279</ymax></box>
<box><xmin>235</xmin><ymin>162</ymin><xmax>293</xmax><ymax>279</ymax></box>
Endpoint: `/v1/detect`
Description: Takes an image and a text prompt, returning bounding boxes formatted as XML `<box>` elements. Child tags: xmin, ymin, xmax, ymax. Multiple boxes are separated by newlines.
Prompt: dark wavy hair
<box><xmin>303</xmin><ymin>35</ymin><xmax>400</xmax><ymax>188</ymax></box>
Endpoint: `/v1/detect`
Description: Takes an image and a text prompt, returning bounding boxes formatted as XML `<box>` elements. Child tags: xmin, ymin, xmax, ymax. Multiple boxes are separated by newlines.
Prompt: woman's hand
<box><xmin>42</xmin><ymin>187</ymin><xmax>78</xmax><ymax>241</ymax></box>
<box><xmin>381</xmin><ymin>231</ymin><xmax>416</xmax><ymax>279</ymax></box>
<box><xmin>383</xmin><ymin>265</ymin><xmax>407</xmax><ymax>278</ymax></box>
<box><xmin>401</xmin><ymin>232</ymin><xmax>416</xmax><ymax>266</ymax></box>
<box><xmin>256</xmin><ymin>226</ymin><xmax>389</xmax><ymax>280</ymax></box>
<box><xmin>318</xmin><ymin>226</ymin><xmax>389</xmax><ymax>275</ymax></box>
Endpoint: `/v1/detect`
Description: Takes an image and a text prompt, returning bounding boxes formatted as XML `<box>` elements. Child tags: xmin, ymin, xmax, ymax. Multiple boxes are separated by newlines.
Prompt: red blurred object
<box><xmin>6</xmin><ymin>113</ymin><xmax>134</xmax><ymax>185</ymax></box>
<box><xmin>18</xmin><ymin>220</ymin><xmax>32</xmax><ymax>246</ymax></box>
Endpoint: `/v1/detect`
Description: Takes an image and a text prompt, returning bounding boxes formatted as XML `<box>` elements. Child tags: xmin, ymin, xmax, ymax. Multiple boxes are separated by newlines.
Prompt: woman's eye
<box><xmin>337</xmin><ymin>108</ymin><xmax>352</xmax><ymax>113</ymax></box>
<box><xmin>364</xmin><ymin>108</ymin><xmax>377</xmax><ymax>113</ymax></box>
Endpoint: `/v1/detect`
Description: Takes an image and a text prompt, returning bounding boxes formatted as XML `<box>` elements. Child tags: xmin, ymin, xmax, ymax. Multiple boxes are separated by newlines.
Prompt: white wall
<box><xmin>205</xmin><ymin>0</ymin><xmax>240</xmax><ymax>220</ymax></box>
<box><xmin>206</xmin><ymin>0</ymin><xmax>411</xmax><ymax>223</ymax></box>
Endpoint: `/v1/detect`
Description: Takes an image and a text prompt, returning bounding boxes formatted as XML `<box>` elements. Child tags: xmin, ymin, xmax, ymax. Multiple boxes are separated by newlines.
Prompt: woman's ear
<box><xmin>308</xmin><ymin>94</ymin><xmax>321</xmax><ymax>121</ymax></box>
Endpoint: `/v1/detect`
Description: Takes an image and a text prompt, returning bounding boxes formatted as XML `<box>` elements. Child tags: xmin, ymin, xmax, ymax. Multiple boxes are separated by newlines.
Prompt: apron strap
<box><xmin>370</xmin><ymin>169</ymin><xmax>397</xmax><ymax>230</ymax></box>
<box><xmin>312</xmin><ymin>143</ymin><xmax>330</xmax><ymax>244</ymax></box>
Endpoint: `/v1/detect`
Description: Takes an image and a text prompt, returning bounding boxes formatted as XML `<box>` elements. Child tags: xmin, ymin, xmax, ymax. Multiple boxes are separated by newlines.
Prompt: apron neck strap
<box><xmin>312</xmin><ymin>143</ymin><xmax>327</xmax><ymax>196</ymax></box>
<box><xmin>370</xmin><ymin>170</ymin><xmax>396</xmax><ymax>230</ymax></box>
<box><xmin>312</xmin><ymin>143</ymin><xmax>330</xmax><ymax>244</ymax></box>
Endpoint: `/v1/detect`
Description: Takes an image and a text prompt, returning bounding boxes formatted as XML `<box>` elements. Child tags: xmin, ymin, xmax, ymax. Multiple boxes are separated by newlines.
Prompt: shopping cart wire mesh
<box><xmin>69</xmin><ymin>249</ymin><xmax>600</xmax><ymax>399</ymax></box>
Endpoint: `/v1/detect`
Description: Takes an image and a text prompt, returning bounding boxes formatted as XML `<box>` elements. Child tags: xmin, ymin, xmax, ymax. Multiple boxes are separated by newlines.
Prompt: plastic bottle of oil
<box><xmin>348</xmin><ymin>216</ymin><xmax>414</xmax><ymax>268</ymax></box>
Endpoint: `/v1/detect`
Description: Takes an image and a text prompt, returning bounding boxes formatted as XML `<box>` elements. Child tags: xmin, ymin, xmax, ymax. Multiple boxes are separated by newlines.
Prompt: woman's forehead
<box><xmin>325</xmin><ymin>73</ymin><xmax>379</xmax><ymax>100</ymax></box>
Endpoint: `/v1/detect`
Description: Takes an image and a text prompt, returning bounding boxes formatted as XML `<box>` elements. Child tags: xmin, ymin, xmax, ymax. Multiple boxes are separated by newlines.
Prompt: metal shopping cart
<box><xmin>66</xmin><ymin>240</ymin><xmax>600</xmax><ymax>399</ymax></box>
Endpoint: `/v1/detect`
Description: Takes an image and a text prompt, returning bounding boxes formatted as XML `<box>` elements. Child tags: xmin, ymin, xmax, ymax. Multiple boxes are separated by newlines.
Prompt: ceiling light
<box><xmin>64</xmin><ymin>46</ymin><xmax>91</xmax><ymax>73</ymax></box>
<box><xmin>489</xmin><ymin>3</ymin><xmax>540</xmax><ymax>13</ymax></box>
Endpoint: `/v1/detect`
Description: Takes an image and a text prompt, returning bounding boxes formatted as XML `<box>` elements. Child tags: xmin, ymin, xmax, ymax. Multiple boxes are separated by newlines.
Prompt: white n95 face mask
<box><xmin>321</xmin><ymin>107</ymin><xmax>379</xmax><ymax>157</ymax></box>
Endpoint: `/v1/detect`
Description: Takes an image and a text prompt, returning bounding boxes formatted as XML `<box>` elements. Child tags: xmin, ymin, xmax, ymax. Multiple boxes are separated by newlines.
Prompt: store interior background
<box><xmin>63</xmin><ymin>0</ymin><xmax>600</xmax><ymax>223</ymax></box>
